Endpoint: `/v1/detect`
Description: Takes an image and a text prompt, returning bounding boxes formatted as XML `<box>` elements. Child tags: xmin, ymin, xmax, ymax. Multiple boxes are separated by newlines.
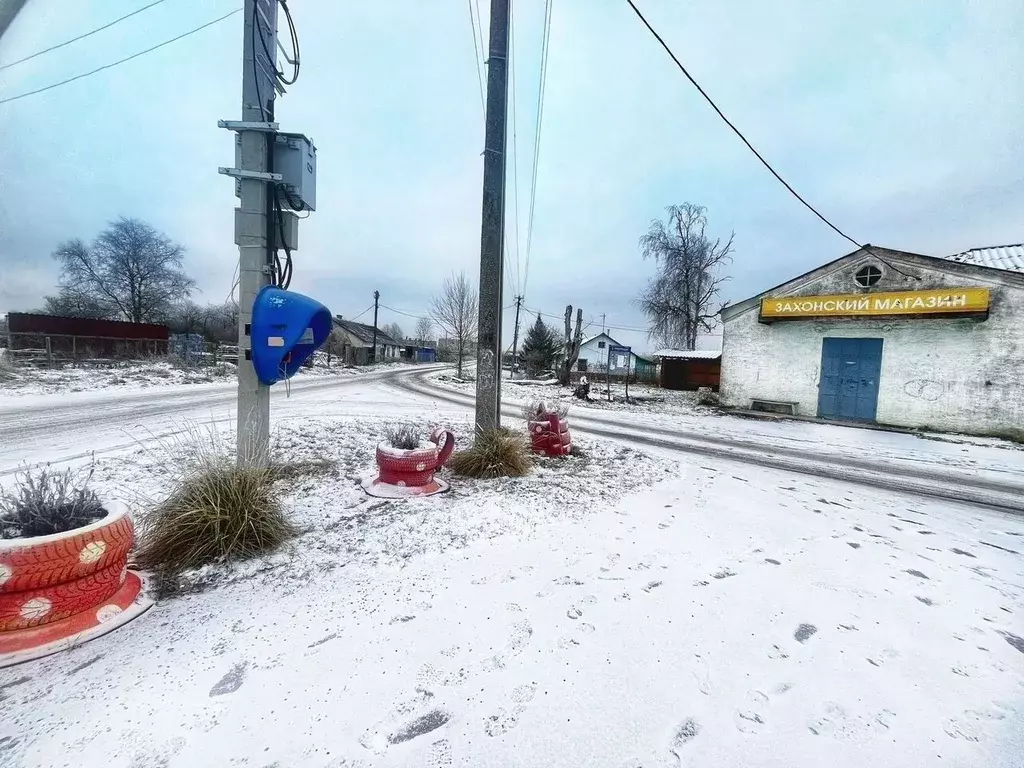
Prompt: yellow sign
<box><xmin>760</xmin><ymin>288</ymin><xmax>990</xmax><ymax>321</ymax></box>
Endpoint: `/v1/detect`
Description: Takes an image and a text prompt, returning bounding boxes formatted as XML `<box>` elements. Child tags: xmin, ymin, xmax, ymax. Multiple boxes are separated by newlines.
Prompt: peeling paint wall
<box><xmin>720</xmin><ymin>255</ymin><xmax>1024</xmax><ymax>436</ymax></box>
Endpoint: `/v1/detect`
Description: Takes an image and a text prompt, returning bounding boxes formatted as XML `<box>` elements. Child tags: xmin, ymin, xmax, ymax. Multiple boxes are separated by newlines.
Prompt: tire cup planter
<box><xmin>528</xmin><ymin>412</ymin><xmax>572</xmax><ymax>457</ymax></box>
<box><xmin>362</xmin><ymin>428</ymin><xmax>456</xmax><ymax>498</ymax></box>
<box><xmin>0</xmin><ymin>500</ymin><xmax>153</xmax><ymax>668</ymax></box>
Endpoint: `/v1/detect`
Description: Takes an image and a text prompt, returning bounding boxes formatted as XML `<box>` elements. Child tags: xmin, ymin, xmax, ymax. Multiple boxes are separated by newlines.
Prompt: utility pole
<box><xmin>600</xmin><ymin>313</ymin><xmax>606</xmax><ymax>335</ymax></box>
<box><xmin>371</xmin><ymin>290</ymin><xmax>380</xmax><ymax>363</ymax></box>
<box><xmin>474</xmin><ymin>0</ymin><xmax>511</xmax><ymax>434</ymax></box>
<box><xmin>0</xmin><ymin>0</ymin><xmax>29</xmax><ymax>41</ymax></box>
<box><xmin>509</xmin><ymin>294</ymin><xmax>523</xmax><ymax>375</ymax></box>
<box><xmin>232</xmin><ymin>0</ymin><xmax>278</xmax><ymax>467</ymax></box>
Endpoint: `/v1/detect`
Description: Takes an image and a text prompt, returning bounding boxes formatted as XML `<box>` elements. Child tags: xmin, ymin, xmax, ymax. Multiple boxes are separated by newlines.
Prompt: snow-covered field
<box><xmin>2</xmin><ymin>392</ymin><xmax>1023</xmax><ymax>767</ymax></box>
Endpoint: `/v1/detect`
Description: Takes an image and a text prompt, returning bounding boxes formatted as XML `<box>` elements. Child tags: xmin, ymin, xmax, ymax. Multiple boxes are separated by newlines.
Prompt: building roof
<box><xmin>580</xmin><ymin>331</ymin><xmax>620</xmax><ymax>347</ymax></box>
<box><xmin>332</xmin><ymin>317</ymin><xmax>400</xmax><ymax>347</ymax></box>
<box><xmin>945</xmin><ymin>244</ymin><xmax>1024</xmax><ymax>273</ymax></box>
<box><xmin>654</xmin><ymin>349</ymin><xmax>722</xmax><ymax>360</ymax></box>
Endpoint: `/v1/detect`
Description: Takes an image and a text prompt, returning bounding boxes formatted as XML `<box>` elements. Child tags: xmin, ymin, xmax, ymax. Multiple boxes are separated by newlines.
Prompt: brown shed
<box><xmin>657</xmin><ymin>350</ymin><xmax>722</xmax><ymax>391</ymax></box>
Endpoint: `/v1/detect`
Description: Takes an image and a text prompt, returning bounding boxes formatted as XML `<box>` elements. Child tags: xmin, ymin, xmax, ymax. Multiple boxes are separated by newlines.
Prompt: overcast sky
<box><xmin>1</xmin><ymin>0</ymin><xmax>1021</xmax><ymax>352</ymax></box>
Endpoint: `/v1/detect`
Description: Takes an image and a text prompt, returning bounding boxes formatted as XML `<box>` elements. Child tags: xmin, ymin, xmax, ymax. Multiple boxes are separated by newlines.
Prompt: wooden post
<box><xmin>45</xmin><ymin>336</ymin><xmax>52</xmax><ymax>368</ymax></box>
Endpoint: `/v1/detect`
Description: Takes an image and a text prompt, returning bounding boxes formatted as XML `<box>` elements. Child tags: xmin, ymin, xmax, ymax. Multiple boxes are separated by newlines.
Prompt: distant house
<box><xmin>575</xmin><ymin>332</ymin><xmax>656</xmax><ymax>380</ymax></box>
<box><xmin>655</xmin><ymin>349</ymin><xmax>722</xmax><ymax>391</ymax></box>
<box><xmin>332</xmin><ymin>317</ymin><xmax>400</xmax><ymax>365</ymax></box>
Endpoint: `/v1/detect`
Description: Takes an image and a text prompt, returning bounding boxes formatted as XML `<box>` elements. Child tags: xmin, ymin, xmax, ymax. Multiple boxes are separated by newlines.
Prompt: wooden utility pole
<box><xmin>473</xmin><ymin>0</ymin><xmax>511</xmax><ymax>434</ymax></box>
<box><xmin>371</xmin><ymin>290</ymin><xmax>380</xmax><ymax>363</ymax></box>
<box><xmin>509</xmin><ymin>294</ymin><xmax>523</xmax><ymax>375</ymax></box>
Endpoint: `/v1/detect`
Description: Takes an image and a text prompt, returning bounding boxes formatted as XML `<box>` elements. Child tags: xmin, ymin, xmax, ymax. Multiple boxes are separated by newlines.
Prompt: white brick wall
<box><xmin>720</xmin><ymin>253</ymin><xmax>1024</xmax><ymax>436</ymax></box>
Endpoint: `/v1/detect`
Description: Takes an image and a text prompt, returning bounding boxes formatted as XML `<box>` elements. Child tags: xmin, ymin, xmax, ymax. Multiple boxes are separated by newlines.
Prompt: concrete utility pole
<box><xmin>509</xmin><ymin>294</ymin><xmax>523</xmax><ymax>374</ymax></box>
<box><xmin>371</xmin><ymin>290</ymin><xmax>380</xmax><ymax>363</ymax></box>
<box><xmin>232</xmin><ymin>0</ymin><xmax>279</xmax><ymax>466</ymax></box>
<box><xmin>0</xmin><ymin>0</ymin><xmax>29</xmax><ymax>41</ymax></box>
<box><xmin>474</xmin><ymin>0</ymin><xmax>511</xmax><ymax>433</ymax></box>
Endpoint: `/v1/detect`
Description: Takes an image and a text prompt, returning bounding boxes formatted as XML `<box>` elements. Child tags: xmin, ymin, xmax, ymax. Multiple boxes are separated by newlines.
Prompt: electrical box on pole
<box><xmin>273</xmin><ymin>133</ymin><xmax>317</xmax><ymax>211</ymax></box>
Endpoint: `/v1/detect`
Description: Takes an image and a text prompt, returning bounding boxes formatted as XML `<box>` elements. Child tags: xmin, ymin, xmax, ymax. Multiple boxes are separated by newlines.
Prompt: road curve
<box><xmin>391</xmin><ymin>370</ymin><xmax>1024</xmax><ymax>514</ymax></box>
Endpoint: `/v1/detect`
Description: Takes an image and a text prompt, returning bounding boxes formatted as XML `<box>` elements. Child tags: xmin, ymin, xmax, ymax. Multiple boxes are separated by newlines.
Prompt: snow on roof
<box><xmin>945</xmin><ymin>244</ymin><xmax>1024</xmax><ymax>273</ymax></box>
<box><xmin>654</xmin><ymin>349</ymin><xmax>722</xmax><ymax>360</ymax></box>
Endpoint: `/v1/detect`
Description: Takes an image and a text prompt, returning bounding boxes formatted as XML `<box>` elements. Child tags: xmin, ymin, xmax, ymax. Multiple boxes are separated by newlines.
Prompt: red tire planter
<box><xmin>528</xmin><ymin>413</ymin><xmax>572</xmax><ymax>457</ymax></box>
<box><xmin>364</xmin><ymin>428</ymin><xmax>455</xmax><ymax>498</ymax></box>
<box><xmin>0</xmin><ymin>500</ymin><xmax>152</xmax><ymax>667</ymax></box>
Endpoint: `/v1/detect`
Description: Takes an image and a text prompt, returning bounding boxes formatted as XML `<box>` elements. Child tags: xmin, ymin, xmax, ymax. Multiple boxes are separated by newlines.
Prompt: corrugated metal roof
<box><xmin>945</xmin><ymin>244</ymin><xmax>1024</xmax><ymax>273</ymax></box>
<box><xmin>654</xmin><ymin>349</ymin><xmax>722</xmax><ymax>360</ymax></box>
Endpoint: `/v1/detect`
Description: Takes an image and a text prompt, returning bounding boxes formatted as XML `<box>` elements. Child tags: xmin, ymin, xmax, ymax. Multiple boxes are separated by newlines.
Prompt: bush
<box><xmin>135</xmin><ymin>435</ymin><xmax>297</xmax><ymax>576</ymax></box>
<box><xmin>0</xmin><ymin>465</ymin><xmax>106</xmax><ymax>539</ymax></box>
<box><xmin>449</xmin><ymin>428</ymin><xmax>532</xmax><ymax>479</ymax></box>
<box><xmin>0</xmin><ymin>351</ymin><xmax>17</xmax><ymax>382</ymax></box>
<box><xmin>695</xmin><ymin>386</ymin><xmax>719</xmax><ymax>406</ymax></box>
<box><xmin>386</xmin><ymin>424</ymin><xmax>421</xmax><ymax>450</ymax></box>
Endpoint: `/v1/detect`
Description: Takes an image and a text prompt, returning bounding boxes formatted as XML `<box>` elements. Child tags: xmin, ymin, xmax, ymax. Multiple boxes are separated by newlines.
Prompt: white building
<box><xmin>575</xmin><ymin>332</ymin><xmax>650</xmax><ymax>375</ymax></box>
<box><xmin>719</xmin><ymin>244</ymin><xmax>1024</xmax><ymax>437</ymax></box>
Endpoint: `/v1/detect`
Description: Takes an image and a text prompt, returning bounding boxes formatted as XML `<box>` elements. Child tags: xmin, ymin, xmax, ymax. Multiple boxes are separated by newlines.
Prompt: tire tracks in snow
<box><xmin>390</xmin><ymin>371</ymin><xmax>1024</xmax><ymax>515</ymax></box>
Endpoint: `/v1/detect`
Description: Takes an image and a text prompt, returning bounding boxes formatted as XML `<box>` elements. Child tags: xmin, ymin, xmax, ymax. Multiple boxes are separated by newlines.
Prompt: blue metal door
<box><xmin>817</xmin><ymin>338</ymin><xmax>883</xmax><ymax>421</ymax></box>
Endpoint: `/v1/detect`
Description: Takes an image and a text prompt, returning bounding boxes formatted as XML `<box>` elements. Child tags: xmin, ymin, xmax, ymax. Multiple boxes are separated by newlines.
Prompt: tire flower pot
<box><xmin>528</xmin><ymin>412</ymin><xmax>572</xmax><ymax>457</ymax></box>
<box><xmin>0</xmin><ymin>500</ymin><xmax>153</xmax><ymax>668</ymax></box>
<box><xmin>363</xmin><ymin>428</ymin><xmax>455</xmax><ymax>498</ymax></box>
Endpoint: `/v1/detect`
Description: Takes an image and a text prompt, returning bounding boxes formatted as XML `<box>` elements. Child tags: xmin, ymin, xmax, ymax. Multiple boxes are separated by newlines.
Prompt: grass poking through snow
<box><xmin>449</xmin><ymin>427</ymin><xmax>532</xmax><ymax>479</ymax></box>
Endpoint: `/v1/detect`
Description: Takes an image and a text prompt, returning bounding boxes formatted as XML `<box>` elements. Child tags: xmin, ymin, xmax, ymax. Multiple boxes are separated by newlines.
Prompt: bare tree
<box><xmin>558</xmin><ymin>305</ymin><xmax>584</xmax><ymax>386</ymax></box>
<box><xmin>41</xmin><ymin>289</ymin><xmax>111</xmax><ymax>319</ymax></box>
<box><xmin>51</xmin><ymin>217</ymin><xmax>195</xmax><ymax>323</ymax></box>
<box><xmin>382</xmin><ymin>322</ymin><xmax>405</xmax><ymax>343</ymax></box>
<box><xmin>429</xmin><ymin>271</ymin><xmax>478</xmax><ymax>377</ymax></box>
<box><xmin>414</xmin><ymin>316</ymin><xmax>434</xmax><ymax>344</ymax></box>
<box><xmin>636</xmin><ymin>203</ymin><xmax>732</xmax><ymax>350</ymax></box>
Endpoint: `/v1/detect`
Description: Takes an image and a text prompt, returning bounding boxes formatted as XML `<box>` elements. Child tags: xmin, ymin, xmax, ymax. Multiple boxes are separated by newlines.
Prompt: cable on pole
<box><xmin>624</xmin><ymin>0</ymin><xmax>919</xmax><ymax>280</ymax></box>
<box><xmin>523</xmin><ymin>0</ymin><xmax>553</xmax><ymax>298</ymax></box>
<box><xmin>0</xmin><ymin>8</ymin><xmax>241</xmax><ymax>105</ymax></box>
<box><xmin>0</xmin><ymin>0</ymin><xmax>168</xmax><ymax>71</ymax></box>
<box><xmin>507</xmin><ymin>2</ymin><xmax>523</xmax><ymax>299</ymax></box>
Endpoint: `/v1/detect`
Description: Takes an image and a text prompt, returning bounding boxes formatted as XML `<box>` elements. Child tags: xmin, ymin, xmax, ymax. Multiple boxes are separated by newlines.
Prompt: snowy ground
<box><xmin>2</xmin><ymin>369</ymin><xmax>1024</xmax><ymax>767</ymax></box>
<box><xmin>2</xmin><ymin>391</ymin><xmax>1023</xmax><ymax>767</ymax></box>
<box><xmin>0</xmin><ymin>358</ymin><xmax>411</xmax><ymax>400</ymax></box>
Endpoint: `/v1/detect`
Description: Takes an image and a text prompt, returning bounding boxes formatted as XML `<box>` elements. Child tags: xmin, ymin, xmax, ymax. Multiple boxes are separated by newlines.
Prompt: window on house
<box><xmin>598</xmin><ymin>341</ymin><xmax>606</xmax><ymax>349</ymax></box>
<box><xmin>577</xmin><ymin>359</ymin><xmax>588</xmax><ymax>372</ymax></box>
<box><xmin>854</xmin><ymin>264</ymin><xmax>882</xmax><ymax>287</ymax></box>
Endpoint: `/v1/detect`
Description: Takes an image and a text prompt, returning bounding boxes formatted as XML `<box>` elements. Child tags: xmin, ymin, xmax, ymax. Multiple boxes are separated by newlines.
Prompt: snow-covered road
<box><xmin>0</xmin><ymin>366</ymin><xmax>451</xmax><ymax>475</ymax></box>
<box><xmin>395</xmin><ymin>370</ymin><xmax>1024</xmax><ymax>513</ymax></box>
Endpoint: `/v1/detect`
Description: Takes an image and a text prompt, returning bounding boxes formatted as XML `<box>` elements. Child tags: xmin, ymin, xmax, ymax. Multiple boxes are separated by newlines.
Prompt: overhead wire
<box><xmin>523</xmin><ymin>0</ymin><xmax>553</xmax><ymax>299</ymax></box>
<box><xmin>0</xmin><ymin>0</ymin><xmax>169</xmax><ymax>71</ymax></box>
<box><xmin>506</xmin><ymin>3</ymin><xmax>523</xmax><ymax>299</ymax></box>
<box><xmin>624</xmin><ymin>0</ymin><xmax>919</xmax><ymax>280</ymax></box>
<box><xmin>0</xmin><ymin>8</ymin><xmax>242</xmax><ymax>105</ymax></box>
<box><xmin>349</xmin><ymin>305</ymin><xmax>375</xmax><ymax>322</ymax></box>
<box><xmin>466</xmin><ymin>0</ymin><xmax>486</xmax><ymax>111</ymax></box>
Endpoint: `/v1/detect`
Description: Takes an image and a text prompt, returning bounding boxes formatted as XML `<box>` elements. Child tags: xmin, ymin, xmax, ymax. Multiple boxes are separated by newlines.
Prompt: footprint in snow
<box><xmin>667</xmin><ymin>718</ymin><xmax>701</xmax><ymax>765</ymax></box>
<box><xmin>794</xmin><ymin>624</ymin><xmax>817</xmax><ymax>643</ymax></box>
<box><xmin>209</xmin><ymin>662</ymin><xmax>247</xmax><ymax>697</ymax></box>
<box><xmin>733</xmin><ymin>690</ymin><xmax>769</xmax><ymax>734</ymax></box>
<box><xmin>484</xmin><ymin>706</ymin><xmax>526</xmax><ymax>737</ymax></box>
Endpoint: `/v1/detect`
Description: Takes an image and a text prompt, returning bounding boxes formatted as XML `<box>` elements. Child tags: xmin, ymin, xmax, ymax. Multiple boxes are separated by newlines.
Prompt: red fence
<box><xmin>5</xmin><ymin>313</ymin><xmax>169</xmax><ymax>362</ymax></box>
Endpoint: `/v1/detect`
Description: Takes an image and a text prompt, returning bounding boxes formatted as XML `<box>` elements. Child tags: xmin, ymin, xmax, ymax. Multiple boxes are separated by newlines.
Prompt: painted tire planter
<box><xmin>528</xmin><ymin>413</ymin><xmax>572</xmax><ymax>457</ymax></box>
<box><xmin>363</xmin><ymin>428</ymin><xmax>455</xmax><ymax>498</ymax></box>
<box><xmin>0</xmin><ymin>500</ymin><xmax>153</xmax><ymax>668</ymax></box>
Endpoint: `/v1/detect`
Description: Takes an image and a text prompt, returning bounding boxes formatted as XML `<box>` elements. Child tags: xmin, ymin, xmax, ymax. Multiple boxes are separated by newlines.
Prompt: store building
<box><xmin>719</xmin><ymin>244</ymin><xmax>1024</xmax><ymax>436</ymax></box>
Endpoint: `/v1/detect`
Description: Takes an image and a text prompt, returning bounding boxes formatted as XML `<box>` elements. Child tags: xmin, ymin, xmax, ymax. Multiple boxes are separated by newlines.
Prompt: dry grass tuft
<box><xmin>135</xmin><ymin>427</ymin><xmax>300</xmax><ymax>576</ymax></box>
<box><xmin>449</xmin><ymin>427</ymin><xmax>532</xmax><ymax>479</ymax></box>
<box><xmin>522</xmin><ymin>399</ymin><xmax>569</xmax><ymax>421</ymax></box>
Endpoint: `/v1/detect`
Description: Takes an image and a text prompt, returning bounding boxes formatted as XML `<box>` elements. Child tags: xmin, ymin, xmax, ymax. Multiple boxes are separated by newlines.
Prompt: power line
<box><xmin>507</xmin><ymin>2</ymin><xmax>522</xmax><ymax>298</ymax></box>
<box><xmin>0</xmin><ymin>8</ymin><xmax>241</xmax><ymax>105</ymax></box>
<box><xmin>624</xmin><ymin>0</ymin><xmax>918</xmax><ymax>280</ymax></box>
<box><xmin>466</xmin><ymin>0</ymin><xmax>486</xmax><ymax>111</ymax></box>
<box><xmin>523</xmin><ymin>0</ymin><xmax>553</xmax><ymax>298</ymax></box>
<box><xmin>380</xmin><ymin>304</ymin><xmax>429</xmax><ymax>319</ymax></box>
<box><xmin>349</xmin><ymin>305</ymin><xmax>375</xmax><ymax>322</ymax></box>
<box><xmin>0</xmin><ymin>0</ymin><xmax>168</xmax><ymax>71</ymax></box>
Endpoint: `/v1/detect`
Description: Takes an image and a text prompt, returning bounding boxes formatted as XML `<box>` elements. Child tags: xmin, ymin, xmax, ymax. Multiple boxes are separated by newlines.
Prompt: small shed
<box><xmin>656</xmin><ymin>349</ymin><xmax>722</xmax><ymax>391</ymax></box>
